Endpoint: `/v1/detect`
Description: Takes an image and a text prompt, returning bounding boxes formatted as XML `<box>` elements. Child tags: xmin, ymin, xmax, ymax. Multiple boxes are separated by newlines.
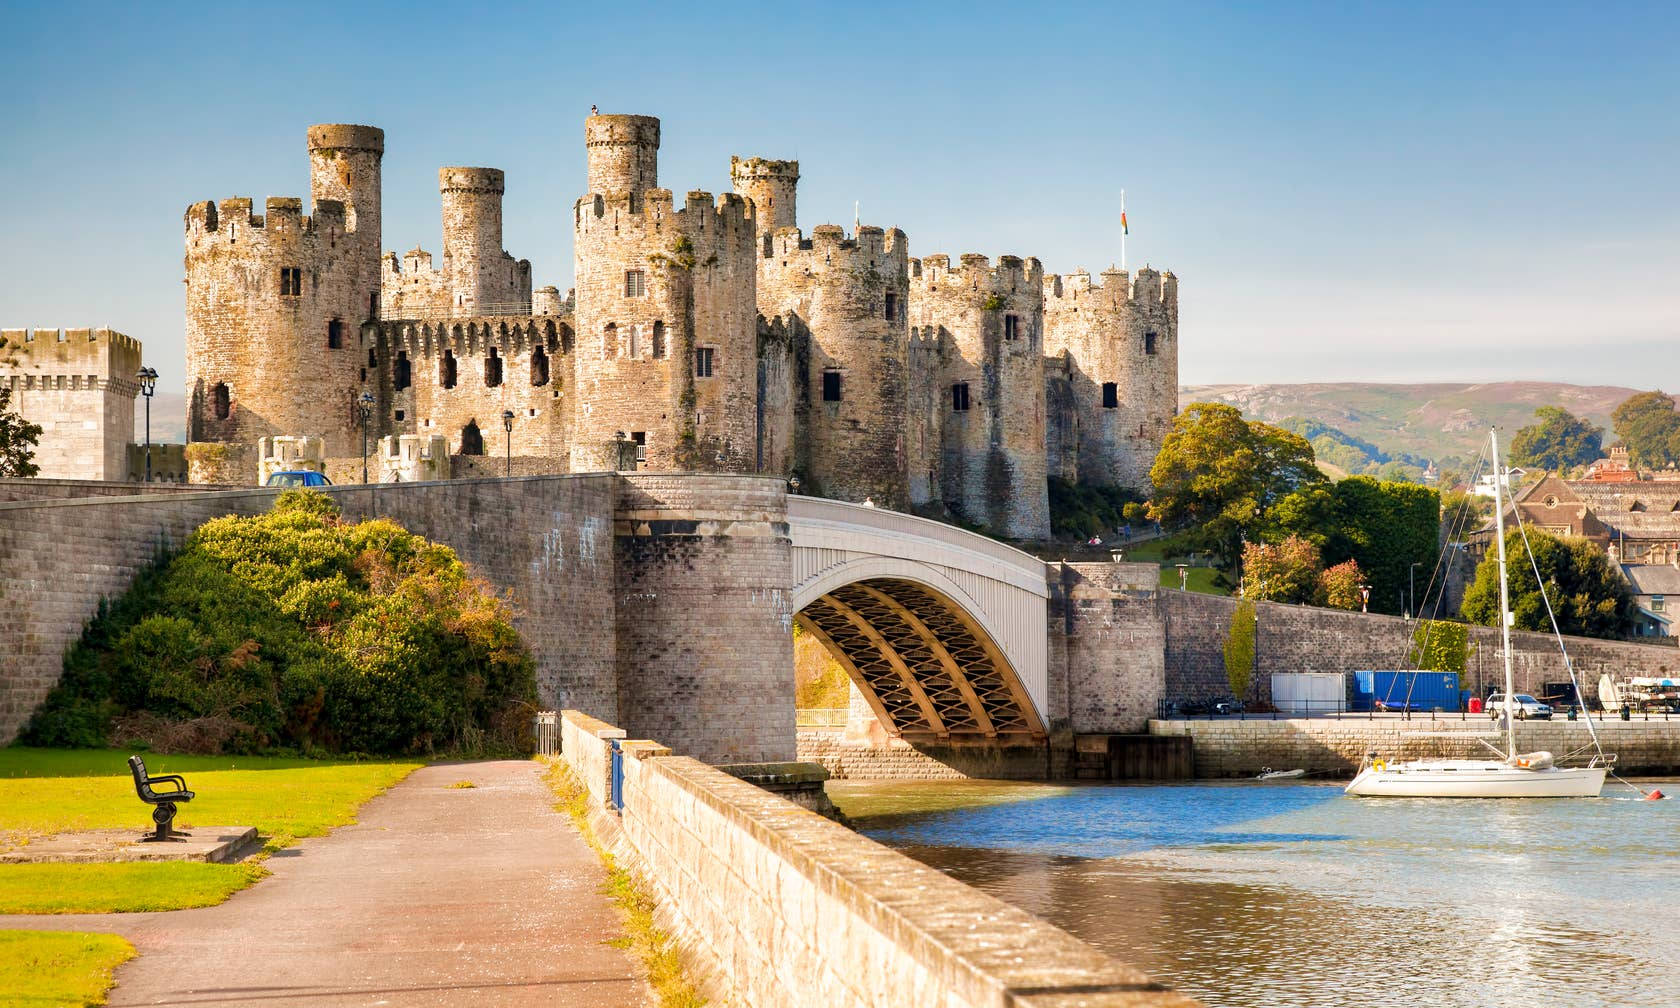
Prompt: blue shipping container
<box><xmin>1352</xmin><ymin>670</ymin><xmax>1463</xmax><ymax>712</ymax></box>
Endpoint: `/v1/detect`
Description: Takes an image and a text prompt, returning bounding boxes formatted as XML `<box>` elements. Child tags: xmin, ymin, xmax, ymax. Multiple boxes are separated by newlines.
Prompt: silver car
<box><xmin>1486</xmin><ymin>693</ymin><xmax>1552</xmax><ymax>720</ymax></box>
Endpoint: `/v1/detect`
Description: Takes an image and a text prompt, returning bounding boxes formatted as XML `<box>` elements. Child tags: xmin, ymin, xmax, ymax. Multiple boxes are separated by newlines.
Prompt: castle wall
<box><xmin>1</xmin><ymin>328</ymin><xmax>140</xmax><ymax>480</ymax></box>
<box><xmin>906</xmin><ymin>328</ymin><xmax>944</xmax><ymax>507</ymax></box>
<box><xmin>759</xmin><ymin>225</ymin><xmax>910</xmax><ymax>507</ymax></box>
<box><xmin>573</xmin><ymin>188</ymin><xmax>760</xmax><ymax>472</ymax></box>
<box><xmin>1043</xmin><ymin>268</ymin><xmax>1178</xmax><ymax>491</ymax></box>
<box><xmin>908</xmin><ymin>254</ymin><xmax>1049</xmax><ymax>538</ymax></box>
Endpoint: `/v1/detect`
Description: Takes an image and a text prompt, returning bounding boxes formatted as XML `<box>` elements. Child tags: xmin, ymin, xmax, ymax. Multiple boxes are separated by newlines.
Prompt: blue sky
<box><xmin>3</xmin><ymin>1</ymin><xmax>1675</xmax><ymax>393</ymax></box>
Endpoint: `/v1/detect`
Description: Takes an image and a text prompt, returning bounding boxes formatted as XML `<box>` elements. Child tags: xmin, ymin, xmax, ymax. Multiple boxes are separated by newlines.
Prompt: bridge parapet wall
<box><xmin>558</xmin><ymin>710</ymin><xmax>1199</xmax><ymax>1007</ymax></box>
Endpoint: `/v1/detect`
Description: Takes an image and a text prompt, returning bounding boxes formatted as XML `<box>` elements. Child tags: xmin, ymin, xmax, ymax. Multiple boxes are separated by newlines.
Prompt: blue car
<box><xmin>264</xmin><ymin>470</ymin><xmax>332</xmax><ymax>488</ymax></box>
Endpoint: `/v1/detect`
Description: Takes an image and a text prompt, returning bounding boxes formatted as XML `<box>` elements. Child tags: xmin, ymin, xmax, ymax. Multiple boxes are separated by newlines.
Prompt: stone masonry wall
<box><xmin>1164</xmin><ymin>590</ymin><xmax>1680</xmax><ymax>706</ymax></box>
<box><xmin>2</xmin><ymin>328</ymin><xmax>141</xmax><ymax>481</ymax></box>
<box><xmin>560</xmin><ymin>710</ymin><xmax>1197</xmax><ymax>1008</ymax></box>
<box><xmin>1052</xmin><ymin>561</ymin><xmax>1167</xmax><ymax>734</ymax></box>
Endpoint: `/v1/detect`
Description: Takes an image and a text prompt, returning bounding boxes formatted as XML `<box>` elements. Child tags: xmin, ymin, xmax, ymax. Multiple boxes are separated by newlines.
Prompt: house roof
<box><xmin>1621</xmin><ymin>563</ymin><xmax>1680</xmax><ymax>596</ymax></box>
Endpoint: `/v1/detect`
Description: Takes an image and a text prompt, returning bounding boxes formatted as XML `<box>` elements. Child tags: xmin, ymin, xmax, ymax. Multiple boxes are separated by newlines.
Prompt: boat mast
<box><xmin>1491</xmin><ymin>428</ymin><xmax>1517</xmax><ymax>760</ymax></box>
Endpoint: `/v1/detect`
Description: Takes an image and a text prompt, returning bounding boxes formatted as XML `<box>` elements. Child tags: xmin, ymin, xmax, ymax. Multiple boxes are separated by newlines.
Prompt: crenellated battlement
<box><xmin>369</xmin><ymin>315</ymin><xmax>572</xmax><ymax>360</ymax></box>
<box><xmin>305</xmin><ymin>123</ymin><xmax>384</xmax><ymax>155</ymax></box>
<box><xmin>439</xmin><ymin>166</ymin><xmax>504</xmax><ymax>194</ymax></box>
<box><xmin>764</xmin><ymin>224</ymin><xmax>909</xmax><ymax>269</ymax></box>
<box><xmin>910</xmin><ymin>252</ymin><xmax>1044</xmax><ymax>294</ymax></box>
<box><xmin>1044</xmin><ymin>266</ymin><xmax>1179</xmax><ymax>312</ymax></box>
<box><xmin>2</xmin><ymin>327</ymin><xmax>144</xmax><ymax>383</ymax></box>
<box><xmin>184</xmin><ymin>195</ymin><xmax>348</xmax><ymax>242</ymax></box>
<box><xmin>575</xmin><ymin>188</ymin><xmax>756</xmax><ymax>248</ymax></box>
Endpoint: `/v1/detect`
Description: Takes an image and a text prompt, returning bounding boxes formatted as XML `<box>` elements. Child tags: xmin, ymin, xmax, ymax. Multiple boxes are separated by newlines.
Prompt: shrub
<box><xmin>22</xmin><ymin>491</ymin><xmax>535</xmax><ymax>756</ymax></box>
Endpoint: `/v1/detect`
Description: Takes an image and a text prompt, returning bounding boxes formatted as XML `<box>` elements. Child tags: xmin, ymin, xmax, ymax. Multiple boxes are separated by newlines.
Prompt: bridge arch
<box><xmin>787</xmin><ymin>497</ymin><xmax>1050</xmax><ymax>741</ymax></box>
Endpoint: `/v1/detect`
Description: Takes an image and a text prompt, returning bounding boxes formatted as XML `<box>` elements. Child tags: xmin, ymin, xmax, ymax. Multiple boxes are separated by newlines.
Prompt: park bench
<box><xmin>128</xmin><ymin>755</ymin><xmax>194</xmax><ymax>842</ymax></box>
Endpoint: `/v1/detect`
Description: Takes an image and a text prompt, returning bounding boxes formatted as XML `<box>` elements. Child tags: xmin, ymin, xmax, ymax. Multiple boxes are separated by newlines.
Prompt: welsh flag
<box><xmin>1121</xmin><ymin>211</ymin><xmax>1129</xmax><ymax>235</ymax></box>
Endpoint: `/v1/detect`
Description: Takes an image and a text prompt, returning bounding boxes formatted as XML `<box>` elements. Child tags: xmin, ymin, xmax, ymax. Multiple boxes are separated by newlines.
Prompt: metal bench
<box><xmin>128</xmin><ymin>755</ymin><xmax>194</xmax><ymax>842</ymax></box>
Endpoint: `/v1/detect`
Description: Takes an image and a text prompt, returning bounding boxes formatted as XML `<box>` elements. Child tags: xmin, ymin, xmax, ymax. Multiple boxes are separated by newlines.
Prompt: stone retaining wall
<box><xmin>1151</xmin><ymin>716</ymin><xmax>1680</xmax><ymax>777</ymax></box>
<box><xmin>797</xmin><ymin>730</ymin><xmax>1064</xmax><ymax>780</ymax></box>
<box><xmin>562</xmin><ymin>710</ymin><xmax>1199</xmax><ymax>1008</ymax></box>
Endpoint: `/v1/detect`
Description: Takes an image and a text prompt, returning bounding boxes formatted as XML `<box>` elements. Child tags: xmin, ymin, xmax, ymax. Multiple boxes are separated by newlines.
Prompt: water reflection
<box><xmin>834</xmin><ymin>781</ymin><xmax>1678</xmax><ymax>1008</ymax></box>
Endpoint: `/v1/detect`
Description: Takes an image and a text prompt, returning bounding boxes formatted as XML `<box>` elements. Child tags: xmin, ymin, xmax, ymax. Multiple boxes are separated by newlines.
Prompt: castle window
<box><xmin>652</xmin><ymin>321</ymin><xmax>666</xmax><ymax>359</ymax></box>
<box><xmin>461</xmin><ymin>421</ymin><xmax>484</xmax><ymax>456</ymax></box>
<box><xmin>280</xmin><ymin>267</ymin><xmax>302</xmax><ymax>297</ymax></box>
<box><xmin>531</xmin><ymin>345</ymin><xmax>550</xmax><ymax>386</ymax></box>
<box><xmin>695</xmin><ymin>346</ymin><xmax>715</xmax><ymax>378</ymax></box>
<box><xmin>367</xmin><ymin>348</ymin><xmax>377</xmax><ymax>368</ymax></box>
<box><xmin>1004</xmin><ymin>314</ymin><xmax>1019</xmax><ymax>341</ymax></box>
<box><xmin>1144</xmin><ymin>331</ymin><xmax>1158</xmax><ymax>355</ymax></box>
<box><xmin>327</xmin><ymin>318</ymin><xmax>344</xmax><ymax>349</ymax></box>
<box><xmin>441</xmin><ymin>350</ymin><xmax>457</xmax><ymax>389</ymax></box>
<box><xmin>212</xmin><ymin>382</ymin><xmax>231</xmax><ymax>420</ymax></box>
<box><xmin>485</xmin><ymin>347</ymin><xmax>503</xmax><ymax>387</ymax></box>
<box><xmin>1102</xmin><ymin>382</ymin><xmax>1119</xmax><ymax>408</ymax></box>
<box><xmin>394</xmin><ymin>409</ymin><xmax>405</xmax><ymax>422</ymax></box>
<box><xmin>822</xmin><ymin>370</ymin><xmax>842</xmax><ymax>402</ymax></box>
<box><xmin>395</xmin><ymin>351</ymin><xmax>411</xmax><ymax>390</ymax></box>
<box><xmin>632</xmin><ymin>431</ymin><xmax>648</xmax><ymax>463</ymax></box>
<box><xmin>602</xmin><ymin>322</ymin><xmax>618</xmax><ymax>357</ymax></box>
<box><xmin>951</xmin><ymin>382</ymin><xmax>970</xmax><ymax>412</ymax></box>
<box><xmin>625</xmin><ymin>270</ymin><xmax>646</xmax><ymax>297</ymax></box>
<box><xmin>885</xmin><ymin>292</ymin><xmax>897</xmax><ymax>321</ymax></box>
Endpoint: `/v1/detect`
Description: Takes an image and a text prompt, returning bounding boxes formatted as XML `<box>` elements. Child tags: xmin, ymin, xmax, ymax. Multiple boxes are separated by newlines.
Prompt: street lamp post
<box><xmin>136</xmin><ymin>367</ymin><xmax>158</xmax><ymax>482</ymax></box>
<box><xmin>358</xmin><ymin>393</ymin><xmax>375</xmax><ymax>484</ymax></box>
<box><xmin>502</xmin><ymin>410</ymin><xmax>515</xmax><ymax>478</ymax></box>
<box><xmin>1359</xmin><ymin>583</ymin><xmax>1371</xmax><ymax>614</ymax></box>
<box><xmin>1176</xmin><ymin>563</ymin><xmax>1189</xmax><ymax>591</ymax></box>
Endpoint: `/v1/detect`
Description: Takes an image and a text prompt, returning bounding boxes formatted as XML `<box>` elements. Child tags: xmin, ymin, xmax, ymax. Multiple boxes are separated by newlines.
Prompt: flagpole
<box><xmin>1120</xmin><ymin>189</ymin><xmax>1127</xmax><ymax>271</ymax></box>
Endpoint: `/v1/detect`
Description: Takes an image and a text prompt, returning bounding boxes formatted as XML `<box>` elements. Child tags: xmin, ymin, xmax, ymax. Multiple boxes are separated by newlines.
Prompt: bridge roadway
<box><xmin>787</xmin><ymin>496</ymin><xmax>1050</xmax><ymax>743</ymax></box>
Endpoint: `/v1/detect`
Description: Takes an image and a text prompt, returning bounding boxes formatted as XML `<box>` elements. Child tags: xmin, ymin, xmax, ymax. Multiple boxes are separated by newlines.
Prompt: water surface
<box><xmin>832</xmin><ymin>779</ymin><xmax>1679</xmax><ymax>1008</ymax></box>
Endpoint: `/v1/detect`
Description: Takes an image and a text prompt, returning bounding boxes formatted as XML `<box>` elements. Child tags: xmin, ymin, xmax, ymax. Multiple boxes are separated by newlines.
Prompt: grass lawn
<box><xmin>0</xmin><ymin>748</ymin><xmax>421</xmax><ymax>914</ymax></box>
<box><xmin>0</xmin><ymin>929</ymin><xmax>134</xmax><ymax>1007</ymax></box>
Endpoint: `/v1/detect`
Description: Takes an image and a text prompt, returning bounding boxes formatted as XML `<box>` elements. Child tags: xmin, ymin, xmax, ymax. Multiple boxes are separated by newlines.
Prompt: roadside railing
<box><xmin>1156</xmin><ymin>697</ymin><xmax>1677</xmax><ymax>723</ymax></box>
<box><xmin>532</xmin><ymin>710</ymin><xmax>558</xmax><ymax>755</ymax></box>
<box><xmin>795</xmin><ymin>707</ymin><xmax>848</xmax><ymax>728</ymax></box>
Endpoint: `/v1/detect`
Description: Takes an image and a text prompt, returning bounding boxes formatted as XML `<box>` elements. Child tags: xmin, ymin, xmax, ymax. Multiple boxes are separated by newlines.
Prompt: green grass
<box><xmin>0</xmin><ymin>929</ymin><xmax>134</xmax><ymax>1007</ymax></box>
<box><xmin>0</xmin><ymin>748</ymin><xmax>421</xmax><ymax>914</ymax></box>
<box><xmin>1159</xmin><ymin>564</ymin><xmax>1226</xmax><ymax>595</ymax></box>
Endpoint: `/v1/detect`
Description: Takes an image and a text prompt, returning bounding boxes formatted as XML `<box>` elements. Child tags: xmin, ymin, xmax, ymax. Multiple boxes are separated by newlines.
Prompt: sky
<box><xmin>2</xmin><ymin>0</ymin><xmax>1676</xmax><ymax>394</ymax></box>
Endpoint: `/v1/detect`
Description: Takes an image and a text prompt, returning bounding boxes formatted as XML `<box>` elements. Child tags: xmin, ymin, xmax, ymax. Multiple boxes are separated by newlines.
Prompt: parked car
<box><xmin>264</xmin><ymin>470</ymin><xmax>332</xmax><ymax>488</ymax></box>
<box><xmin>1486</xmin><ymin>693</ymin><xmax>1552</xmax><ymax>720</ymax></box>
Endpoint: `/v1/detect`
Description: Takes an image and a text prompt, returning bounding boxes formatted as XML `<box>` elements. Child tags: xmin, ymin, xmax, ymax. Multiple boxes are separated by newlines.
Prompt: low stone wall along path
<box><xmin>5</xmin><ymin>761</ymin><xmax>650</xmax><ymax>1007</ymax></box>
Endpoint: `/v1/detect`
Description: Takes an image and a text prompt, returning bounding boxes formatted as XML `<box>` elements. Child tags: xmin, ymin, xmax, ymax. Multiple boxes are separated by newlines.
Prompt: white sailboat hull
<box><xmin>1345</xmin><ymin>760</ymin><xmax>1606</xmax><ymax>798</ymax></box>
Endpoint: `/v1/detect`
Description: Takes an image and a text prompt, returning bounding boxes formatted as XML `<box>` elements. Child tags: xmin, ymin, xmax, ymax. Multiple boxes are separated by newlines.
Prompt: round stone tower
<box><xmin>730</xmin><ymin>156</ymin><xmax>799</xmax><ymax>244</ymax></box>
<box><xmin>585</xmin><ymin>114</ymin><xmax>660</xmax><ymax>195</ymax></box>
<box><xmin>908</xmin><ymin>253</ymin><xmax>1049</xmax><ymax>539</ymax></box>
<box><xmin>306</xmin><ymin>124</ymin><xmax>383</xmax><ymax>317</ymax></box>
<box><xmin>760</xmin><ymin>224</ymin><xmax>910</xmax><ymax>507</ymax></box>
<box><xmin>440</xmin><ymin>167</ymin><xmax>505</xmax><ymax>315</ymax></box>
<box><xmin>573</xmin><ymin>115</ymin><xmax>760</xmax><ymax>472</ymax></box>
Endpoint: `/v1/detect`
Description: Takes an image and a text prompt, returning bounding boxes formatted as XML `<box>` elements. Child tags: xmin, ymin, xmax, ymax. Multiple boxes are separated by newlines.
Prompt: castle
<box><xmin>183</xmin><ymin>116</ymin><xmax>1178</xmax><ymax>537</ymax></box>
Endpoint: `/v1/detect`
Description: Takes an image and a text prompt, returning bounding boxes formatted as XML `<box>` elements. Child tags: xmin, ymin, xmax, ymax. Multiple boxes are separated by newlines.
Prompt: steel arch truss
<box><xmin>795</xmin><ymin>578</ymin><xmax>1044</xmax><ymax>741</ymax></box>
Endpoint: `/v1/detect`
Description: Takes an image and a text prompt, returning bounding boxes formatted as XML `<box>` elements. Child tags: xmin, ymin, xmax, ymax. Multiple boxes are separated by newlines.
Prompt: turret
<box><xmin>439</xmin><ymin>167</ymin><xmax>521</xmax><ymax>315</ymax></box>
<box><xmin>585</xmin><ymin>114</ymin><xmax>660</xmax><ymax>194</ymax></box>
<box><xmin>306</xmin><ymin>124</ymin><xmax>384</xmax><ymax>320</ymax></box>
<box><xmin>731</xmin><ymin>156</ymin><xmax>799</xmax><ymax>245</ymax></box>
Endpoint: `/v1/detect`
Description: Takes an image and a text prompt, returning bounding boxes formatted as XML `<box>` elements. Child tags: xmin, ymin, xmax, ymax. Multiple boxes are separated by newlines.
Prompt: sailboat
<box><xmin>1345</xmin><ymin>429</ymin><xmax>1612</xmax><ymax>799</ymax></box>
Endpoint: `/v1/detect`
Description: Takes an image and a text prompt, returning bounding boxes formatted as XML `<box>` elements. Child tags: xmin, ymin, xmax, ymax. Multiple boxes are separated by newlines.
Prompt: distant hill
<box><xmin>1181</xmin><ymin>382</ymin><xmax>1645</xmax><ymax>471</ymax></box>
<box><xmin>133</xmin><ymin>392</ymin><xmax>187</xmax><ymax>443</ymax></box>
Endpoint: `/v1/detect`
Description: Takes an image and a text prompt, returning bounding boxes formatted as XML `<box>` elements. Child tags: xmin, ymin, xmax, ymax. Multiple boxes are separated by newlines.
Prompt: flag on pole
<box><xmin>1121</xmin><ymin>210</ymin><xmax>1129</xmax><ymax>235</ymax></box>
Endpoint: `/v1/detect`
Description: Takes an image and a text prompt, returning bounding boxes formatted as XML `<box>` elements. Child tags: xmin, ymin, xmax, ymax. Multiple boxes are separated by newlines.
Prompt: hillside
<box><xmin>1181</xmin><ymin>382</ymin><xmax>1645</xmax><ymax>470</ymax></box>
<box><xmin>133</xmin><ymin>391</ymin><xmax>187</xmax><ymax>443</ymax></box>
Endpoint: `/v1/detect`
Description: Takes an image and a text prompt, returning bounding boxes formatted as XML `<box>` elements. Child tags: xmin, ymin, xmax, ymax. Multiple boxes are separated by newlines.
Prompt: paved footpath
<box><xmin>7</xmin><ymin>760</ymin><xmax>651</xmax><ymax>1007</ymax></box>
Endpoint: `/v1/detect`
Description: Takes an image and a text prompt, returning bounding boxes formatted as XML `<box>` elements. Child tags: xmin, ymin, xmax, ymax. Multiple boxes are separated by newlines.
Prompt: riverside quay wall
<box><xmin>1151</xmin><ymin>717</ymin><xmax>1680</xmax><ymax>777</ymax></box>
<box><xmin>0</xmin><ymin>473</ymin><xmax>794</xmax><ymax>762</ymax></box>
<box><xmin>560</xmin><ymin>710</ymin><xmax>1200</xmax><ymax>1008</ymax></box>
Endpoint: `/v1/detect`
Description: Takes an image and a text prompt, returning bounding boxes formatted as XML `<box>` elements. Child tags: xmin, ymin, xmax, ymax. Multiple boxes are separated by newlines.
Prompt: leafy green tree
<box><xmin>1611</xmin><ymin>391</ymin><xmax>1680</xmax><ymax>470</ymax></box>
<box><xmin>0</xmin><ymin>385</ymin><xmax>42</xmax><ymax>478</ymax></box>
<box><xmin>1439</xmin><ymin>488</ymin><xmax>1492</xmax><ymax>536</ymax></box>
<box><xmin>1407</xmin><ymin>620</ymin><xmax>1471</xmax><ymax>678</ymax></box>
<box><xmin>1224</xmin><ymin>600</ymin><xmax>1257</xmax><ymax>701</ymax></box>
<box><xmin>1241</xmin><ymin>535</ymin><xmax>1322</xmax><ymax>603</ymax></box>
<box><xmin>1461</xmin><ymin>528</ymin><xmax>1636</xmax><ymax>640</ymax></box>
<box><xmin>1147</xmin><ymin>403</ymin><xmax>1324</xmax><ymax>575</ymax></box>
<box><xmin>1319</xmin><ymin>558</ymin><xmax>1364</xmax><ymax>610</ymax></box>
<box><xmin>1273</xmin><ymin>476</ymin><xmax>1440</xmax><ymax>616</ymax></box>
<box><xmin>1509</xmin><ymin>407</ymin><xmax>1603</xmax><ymax>473</ymax></box>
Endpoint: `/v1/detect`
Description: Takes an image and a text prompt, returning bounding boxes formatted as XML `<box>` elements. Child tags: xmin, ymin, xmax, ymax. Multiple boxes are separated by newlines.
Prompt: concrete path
<box><xmin>6</xmin><ymin>761</ymin><xmax>651</xmax><ymax>1007</ymax></box>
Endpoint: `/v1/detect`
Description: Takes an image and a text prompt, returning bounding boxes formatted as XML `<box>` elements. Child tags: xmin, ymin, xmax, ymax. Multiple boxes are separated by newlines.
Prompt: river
<box><xmin>829</xmin><ymin>779</ymin><xmax>1680</xmax><ymax>1008</ymax></box>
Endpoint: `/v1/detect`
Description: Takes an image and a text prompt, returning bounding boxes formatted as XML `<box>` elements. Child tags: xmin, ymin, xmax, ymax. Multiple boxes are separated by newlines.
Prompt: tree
<box><xmin>1273</xmin><ymin>476</ymin><xmax>1440</xmax><ymax>616</ymax></box>
<box><xmin>1439</xmin><ymin>488</ymin><xmax>1491</xmax><ymax>537</ymax></box>
<box><xmin>1319</xmin><ymin>558</ymin><xmax>1364</xmax><ymax>610</ymax></box>
<box><xmin>1241</xmin><ymin>535</ymin><xmax>1322</xmax><ymax>603</ymax></box>
<box><xmin>1223</xmin><ymin>599</ymin><xmax>1257</xmax><ymax>702</ymax></box>
<box><xmin>1461</xmin><ymin>528</ymin><xmax>1636</xmax><ymax>640</ymax></box>
<box><xmin>1407</xmin><ymin>619</ymin><xmax>1471</xmax><ymax>678</ymax></box>
<box><xmin>1611</xmin><ymin>391</ymin><xmax>1680</xmax><ymax>470</ymax></box>
<box><xmin>0</xmin><ymin>335</ymin><xmax>42</xmax><ymax>478</ymax></box>
<box><xmin>1147</xmin><ymin>403</ymin><xmax>1324</xmax><ymax>575</ymax></box>
<box><xmin>1509</xmin><ymin>406</ymin><xmax>1603</xmax><ymax>473</ymax></box>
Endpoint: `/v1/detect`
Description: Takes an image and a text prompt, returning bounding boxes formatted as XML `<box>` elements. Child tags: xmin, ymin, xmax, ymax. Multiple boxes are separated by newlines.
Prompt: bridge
<box><xmin>787</xmin><ymin>496</ymin><xmax>1049</xmax><ymax>742</ymax></box>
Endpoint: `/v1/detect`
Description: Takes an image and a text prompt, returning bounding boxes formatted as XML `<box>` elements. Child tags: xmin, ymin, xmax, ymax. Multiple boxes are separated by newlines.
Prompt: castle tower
<box><xmin>730</xmin><ymin>157</ymin><xmax>799</xmax><ymax>245</ymax></box>
<box><xmin>0</xmin><ymin>327</ymin><xmax>141</xmax><ymax>480</ymax></box>
<box><xmin>573</xmin><ymin>115</ymin><xmax>760</xmax><ymax>472</ymax></box>
<box><xmin>759</xmin><ymin>224</ymin><xmax>910</xmax><ymax>507</ymax></box>
<box><xmin>306</xmin><ymin>124</ymin><xmax>384</xmax><ymax>319</ymax></box>
<box><xmin>1042</xmin><ymin>266</ymin><xmax>1178</xmax><ymax>491</ymax></box>
<box><xmin>585</xmin><ymin>114</ymin><xmax>660</xmax><ymax>194</ymax></box>
<box><xmin>439</xmin><ymin>167</ymin><xmax>531</xmax><ymax>314</ymax></box>
<box><xmin>908</xmin><ymin>254</ymin><xmax>1049</xmax><ymax>539</ymax></box>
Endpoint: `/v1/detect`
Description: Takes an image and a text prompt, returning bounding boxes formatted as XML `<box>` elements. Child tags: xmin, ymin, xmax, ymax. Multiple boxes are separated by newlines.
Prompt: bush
<box><xmin>1048</xmin><ymin>477</ymin><xmax>1142</xmax><ymax>540</ymax></box>
<box><xmin>22</xmin><ymin>491</ymin><xmax>536</xmax><ymax>756</ymax></box>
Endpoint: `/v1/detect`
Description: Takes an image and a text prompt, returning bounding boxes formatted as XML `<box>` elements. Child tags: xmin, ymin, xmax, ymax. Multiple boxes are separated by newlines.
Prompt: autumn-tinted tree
<box><xmin>1509</xmin><ymin>407</ymin><xmax>1603</xmax><ymax>474</ymax></box>
<box><xmin>1241</xmin><ymin>535</ymin><xmax>1323</xmax><ymax>603</ymax></box>
<box><xmin>1611</xmin><ymin>391</ymin><xmax>1680</xmax><ymax>470</ymax></box>
<box><xmin>1319</xmin><ymin>558</ymin><xmax>1364</xmax><ymax>610</ymax></box>
<box><xmin>1272</xmin><ymin>476</ymin><xmax>1439</xmax><ymax>616</ymax></box>
<box><xmin>1461</xmin><ymin>528</ymin><xmax>1635</xmax><ymax>640</ymax></box>
<box><xmin>1147</xmin><ymin>403</ymin><xmax>1324</xmax><ymax>575</ymax></box>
